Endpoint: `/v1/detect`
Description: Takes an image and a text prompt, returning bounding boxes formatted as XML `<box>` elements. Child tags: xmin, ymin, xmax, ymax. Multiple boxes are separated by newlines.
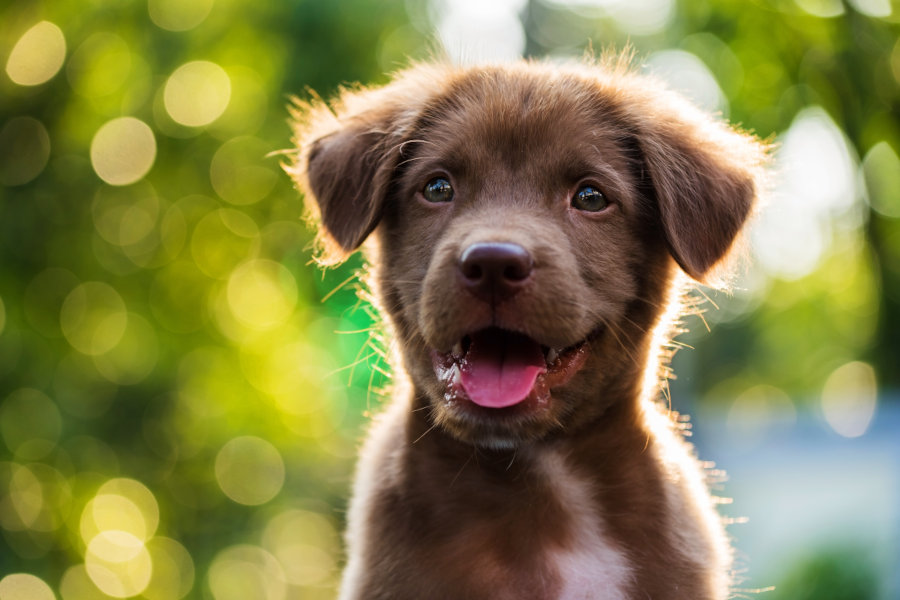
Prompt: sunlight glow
<box><xmin>545</xmin><ymin>0</ymin><xmax>675</xmax><ymax>35</ymax></box>
<box><xmin>645</xmin><ymin>50</ymin><xmax>728</xmax><ymax>114</ymax></box>
<box><xmin>752</xmin><ymin>107</ymin><xmax>860</xmax><ymax>280</ymax></box>
<box><xmin>432</xmin><ymin>0</ymin><xmax>526</xmax><ymax>64</ymax></box>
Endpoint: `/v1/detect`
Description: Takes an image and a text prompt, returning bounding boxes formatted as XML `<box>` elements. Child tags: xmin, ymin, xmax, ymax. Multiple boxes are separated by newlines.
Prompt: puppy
<box><xmin>289</xmin><ymin>57</ymin><xmax>768</xmax><ymax>600</ymax></box>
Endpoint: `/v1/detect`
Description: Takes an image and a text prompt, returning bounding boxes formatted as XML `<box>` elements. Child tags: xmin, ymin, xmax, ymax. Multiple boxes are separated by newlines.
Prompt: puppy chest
<box><xmin>432</xmin><ymin>450</ymin><xmax>632</xmax><ymax>599</ymax></box>
<box><xmin>537</xmin><ymin>451</ymin><xmax>632</xmax><ymax>600</ymax></box>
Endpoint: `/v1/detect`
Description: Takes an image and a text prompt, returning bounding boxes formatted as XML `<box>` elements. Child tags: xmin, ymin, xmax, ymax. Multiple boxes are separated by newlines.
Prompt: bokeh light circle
<box><xmin>0</xmin><ymin>388</ymin><xmax>62</xmax><ymax>460</ymax></box>
<box><xmin>226</xmin><ymin>260</ymin><xmax>298</xmax><ymax>330</ymax></box>
<box><xmin>214</xmin><ymin>436</ymin><xmax>285</xmax><ymax>506</ymax></box>
<box><xmin>59</xmin><ymin>564</ymin><xmax>106</xmax><ymax>600</ymax></box>
<box><xmin>191</xmin><ymin>209</ymin><xmax>260</xmax><ymax>279</ymax></box>
<box><xmin>0</xmin><ymin>117</ymin><xmax>51</xmax><ymax>186</ymax></box>
<box><xmin>0</xmin><ymin>463</ymin><xmax>42</xmax><ymax>531</ymax></box>
<box><xmin>262</xmin><ymin>510</ymin><xmax>339</xmax><ymax>586</ymax></box>
<box><xmin>144</xmin><ymin>537</ymin><xmax>195</xmax><ymax>600</ymax></box>
<box><xmin>207</xmin><ymin>545</ymin><xmax>286</xmax><ymax>600</ymax></box>
<box><xmin>90</xmin><ymin>117</ymin><xmax>157</xmax><ymax>186</ymax></box>
<box><xmin>164</xmin><ymin>61</ymin><xmax>231</xmax><ymax>127</ymax></box>
<box><xmin>92</xmin><ymin>313</ymin><xmax>159</xmax><ymax>385</ymax></box>
<box><xmin>92</xmin><ymin>183</ymin><xmax>160</xmax><ymax>249</ymax></box>
<box><xmin>149</xmin><ymin>260</ymin><xmax>211</xmax><ymax>334</ymax></box>
<box><xmin>209</xmin><ymin>136</ymin><xmax>277</xmax><ymax>205</ymax></box>
<box><xmin>149</xmin><ymin>0</ymin><xmax>215</xmax><ymax>31</ymax></box>
<box><xmin>5</xmin><ymin>21</ymin><xmax>66</xmax><ymax>86</ymax></box>
<box><xmin>67</xmin><ymin>33</ymin><xmax>132</xmax><ymax>98</ymax></box>
<box><xmin>60</xmin><ymin>282</ymin><xmax>128</xmax><ymax>356</ymax></box>
<box><xmin>821</xmin><ymin>361</ymin><xmax>878</xmax><ymax>438</ymax></box>
<box><xmin>85</xmin><ymin>531</ymin><xmax>153</xmax><ymax>598</ymax></box>
<box><xmin>80</xmin><ymin>494</ymin><xmax>147</xmax><ymax>542</ymax></box>
<box><xmin>0</xmin><ymin>573</ymin><xmax>56</xmax><ymax>600</ymax></box>
<box><xmin>97</xmin><ymin>479</ymin><xmax>160</xmax><ymax>538</ymax></box>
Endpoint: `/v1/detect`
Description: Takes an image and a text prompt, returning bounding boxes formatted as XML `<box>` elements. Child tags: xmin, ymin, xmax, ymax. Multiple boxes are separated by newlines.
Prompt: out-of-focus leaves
<box><xmin>0</xmin><ymin>0</ymin><xmax>897</xmax><ymax>597</ymax></box>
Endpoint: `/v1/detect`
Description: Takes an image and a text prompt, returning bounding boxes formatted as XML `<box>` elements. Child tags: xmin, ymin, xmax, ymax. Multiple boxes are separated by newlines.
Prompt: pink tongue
<box><xmin>459</xmin><ymin>330</ymin><xmax>546</xmax><ymax>408</ymax></box>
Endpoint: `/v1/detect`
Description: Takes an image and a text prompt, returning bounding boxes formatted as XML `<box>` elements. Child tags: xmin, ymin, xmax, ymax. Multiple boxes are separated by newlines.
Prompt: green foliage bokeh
<box><xmin>0</xmin><ymin>0</ymin><xmax>897</xmax><ymax>598</ymax></box>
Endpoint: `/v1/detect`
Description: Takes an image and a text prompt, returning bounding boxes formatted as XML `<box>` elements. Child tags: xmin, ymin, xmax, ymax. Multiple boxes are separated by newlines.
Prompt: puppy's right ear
<box><xmin>288</xmin><ymin>87</ymin><xmax>419</xmax><ymax>264</ymax></box>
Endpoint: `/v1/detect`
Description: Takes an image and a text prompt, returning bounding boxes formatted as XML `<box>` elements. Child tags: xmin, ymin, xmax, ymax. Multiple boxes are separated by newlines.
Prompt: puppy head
<box><xmin>290</xmin><ymin>60</ymin><xmax>768</xmax><ymax>447</ymax></box>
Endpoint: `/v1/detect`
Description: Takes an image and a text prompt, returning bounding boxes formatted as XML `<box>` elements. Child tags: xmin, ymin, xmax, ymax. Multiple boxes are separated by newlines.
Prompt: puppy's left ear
<box><xmin>628</xmin><ymin>89</ymin><xmax>769</xmax><ymax>283</ymax></box>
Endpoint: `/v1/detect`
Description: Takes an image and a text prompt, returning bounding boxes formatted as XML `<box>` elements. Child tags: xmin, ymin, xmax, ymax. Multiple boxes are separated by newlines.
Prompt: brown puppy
<box><xmin>289</xmin><ymin>57</ymin><xmax>768</xmax><ymax>600</ymax></box>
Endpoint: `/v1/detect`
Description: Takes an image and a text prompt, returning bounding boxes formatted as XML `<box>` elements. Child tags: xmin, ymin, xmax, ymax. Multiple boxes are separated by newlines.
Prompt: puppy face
<box><xmin>292</xmin><ymin>62</ymin><xmax>766</xmax><ymax>447</ymax></box>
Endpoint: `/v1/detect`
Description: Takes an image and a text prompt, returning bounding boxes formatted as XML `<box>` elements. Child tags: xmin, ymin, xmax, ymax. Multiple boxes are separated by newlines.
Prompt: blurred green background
<box><xmin>0</xmin><ymin>0</ymin><xmax>898</xmax><ymax>598</ymax></box>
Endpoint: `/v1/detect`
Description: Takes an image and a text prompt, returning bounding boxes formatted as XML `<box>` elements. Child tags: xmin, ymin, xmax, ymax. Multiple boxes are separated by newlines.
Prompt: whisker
<box><xmin>412</xmin><ymin>422</ymin><xmax>439</xmax><ymax>445</ymax></box>
<box><xmin>334</xmin><ymin>327</ymin><xmax>378</xmax><ymax>335</ymax></box>
<box><xmin>320</xmin><ymin>272</ymin><xmax>359</xmax><ymax>303</ymax></box>
<box><xmin>325</xmin><ymin>350</ymin><xmax>378</xmax><ymax>379</ymax></box>
<box><xmin>449</xmin><ymin>452</ymin><xmax>475</xmax><ymax>488</ymax></box>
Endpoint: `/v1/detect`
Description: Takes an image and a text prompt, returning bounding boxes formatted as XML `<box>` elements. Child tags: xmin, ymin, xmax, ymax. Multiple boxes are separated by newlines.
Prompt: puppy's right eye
<box><xmin>423</xmin><ymin>177</ymin><xmax>454</xmax><ymax>203</ymax></box>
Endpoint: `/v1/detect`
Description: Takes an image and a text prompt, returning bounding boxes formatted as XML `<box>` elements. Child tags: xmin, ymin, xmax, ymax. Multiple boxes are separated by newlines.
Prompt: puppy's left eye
<box><xmin>571</xmin><ymin>185</ymin><xmax>608</xmax><ymax>212</ymax></box>
<box><xmin>423</xmin><ymin>177</ymin><xmax>454</xmax><ymax>203</ymax></box>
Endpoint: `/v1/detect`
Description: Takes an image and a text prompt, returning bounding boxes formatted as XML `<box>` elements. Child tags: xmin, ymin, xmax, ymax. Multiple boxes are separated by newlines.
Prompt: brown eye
<box><xmin>423</xmin><ymin>177</ymin><xmax>453</xmax><ymax>203</ymax></box>
<box><xmin>571</xmin><ymin>185</ymin><xmax>608</xmax><ymax>212</ymax></box>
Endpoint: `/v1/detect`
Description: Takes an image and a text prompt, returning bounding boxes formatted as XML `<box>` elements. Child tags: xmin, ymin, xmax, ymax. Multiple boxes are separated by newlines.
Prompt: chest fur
<box><xmin>536</xmin><ymin>450</ymin><xmax>632</xmax><ymax>600</ymax></box>
<box><xmin>404</xmin><ymin>448</ymin><xmax>633</xmax><ymax>599</ymax></box>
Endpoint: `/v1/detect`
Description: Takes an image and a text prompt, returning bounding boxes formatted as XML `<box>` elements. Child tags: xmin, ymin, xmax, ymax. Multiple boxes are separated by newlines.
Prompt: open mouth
<box><xmin>430</xmin><ymin>327</ymin><xmax>591</xmax><ymax>409</ymax></box>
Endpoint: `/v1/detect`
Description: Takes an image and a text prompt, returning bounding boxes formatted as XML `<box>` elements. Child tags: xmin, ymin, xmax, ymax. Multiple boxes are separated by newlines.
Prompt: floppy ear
<box><xmin>288</xmin><ymin>83</ymin><xmax>423</xmax><ymax>264</ymax></box>
<box><xmin>628</xmin><ymin>89</ymin><xmax>768</xmax><ymax>282</ymax></box>
<box><xmin>305</xmin><ymin>118</ymin><xmax>397</xmax><ymax>256</ymax></box>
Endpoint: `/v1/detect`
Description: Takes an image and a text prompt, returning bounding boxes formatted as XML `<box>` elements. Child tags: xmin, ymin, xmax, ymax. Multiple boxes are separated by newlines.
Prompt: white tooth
<box><xmin>451</xmin><ymin>341</ymin><xmax>463</xmax><ymax>358</ymax></box>
<box><xmin>546</xmin><ymin>348</ymin><xmax>558</xmax><ymax>364</ymax></box>
<box><xmin>448</xmin><ymin>364</ymin><xmax>461</xmax><ymax>386</ymax></box>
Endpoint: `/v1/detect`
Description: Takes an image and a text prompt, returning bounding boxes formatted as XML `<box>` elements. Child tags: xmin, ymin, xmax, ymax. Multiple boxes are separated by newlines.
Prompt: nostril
<box><xmin>503</xmin><ymin>262</ymin><xmax>530</xmax><ymax>281</ymax></box>
<box><xmin>461</xmin><ymin>262</ymin><xmax>483</xmax><ymax>282</ymax></box>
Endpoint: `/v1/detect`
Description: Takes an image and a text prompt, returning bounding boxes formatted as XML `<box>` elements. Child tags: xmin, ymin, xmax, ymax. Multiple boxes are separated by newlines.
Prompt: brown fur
<box><xmin>288</xmin><ymin>57</ymin><xmax>768</xmax><ymax>600</ymax></box>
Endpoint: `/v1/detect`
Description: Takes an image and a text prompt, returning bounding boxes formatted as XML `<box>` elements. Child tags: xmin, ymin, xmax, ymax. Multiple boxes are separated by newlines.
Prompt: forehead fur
<box><xmin>398</xmin><ymin>65</ymin><xmax>644</xmax><ymax>202</ymax></box>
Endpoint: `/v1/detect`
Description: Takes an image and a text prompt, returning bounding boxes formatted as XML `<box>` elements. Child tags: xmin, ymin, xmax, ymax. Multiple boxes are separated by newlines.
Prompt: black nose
<box><xmin>458</xmin><ymin>242</ymin><xmax>533</xmax><ymax>303</ymax></box>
